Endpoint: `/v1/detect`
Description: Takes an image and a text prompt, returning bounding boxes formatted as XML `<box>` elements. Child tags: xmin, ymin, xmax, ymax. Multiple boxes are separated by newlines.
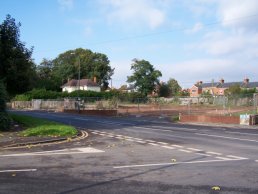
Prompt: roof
<box><xmin>201</xmin><ymin>81</ymin><xmax>258</xmax><ymax>89</ymax></box>
<box><xmin>61</xmin><ymin>79</ymin><xmax>99</xmax><ymax>88</ymax></box>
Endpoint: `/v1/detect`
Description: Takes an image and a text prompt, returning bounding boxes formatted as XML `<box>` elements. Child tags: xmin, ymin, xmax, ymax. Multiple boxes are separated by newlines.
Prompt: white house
<box><xmin>61</xmin><ymin>78</ymin><xmax>101</xmax><ymax>93</ymax></box>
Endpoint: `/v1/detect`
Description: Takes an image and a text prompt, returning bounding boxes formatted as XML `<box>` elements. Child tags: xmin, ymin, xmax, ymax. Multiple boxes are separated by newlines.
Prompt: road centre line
<box><xmin>226</xmin><ymin>131</ymin><xmax>258</xmax><ymax>136</ymax></box>
<box><xmin>171</xmin><ymin>144</ymin><xmax>183</xmax><ymax>148</ymax></box>
<box><xmin>179</xmin><ymin>149</ymin><xmax>192</xmax><ymax>153</ymax></box>
<box><xmin>0</xmin><ymin>169</ymin><xmax>37</xmax><ymax>173</ymax></box>
<box><xmin>113</xmin><ymin>158</ymin><xmax>248</xmax><ymax>169</ymax></box>
<box><xmin>187</xmin><ymin>148</ymin><xmax>202</xmax><ymax>152</ymax></box>
<box><xmin>206</xmin><ymin>151</ymin><xmax>222</xmax><ymax>155</ymax></box>
<box><xmin>148</xmin><ymin>143</ymin><xmax>159</xmax><ymax>146</ymax></box>
<box><xmin>226</xmin><ymin>155</ymin><xmax>248</xmax><ymax>160</ymax></box>
<box><xmin>161</xmin><ymin>146</ymin><xmax>175</xmax><ymax>149</ymax></box>
<box><xmin>157</xmin><ymin>142</ymin><xmax>168</xmax><ymax>145</ymax></box>
<box><xmin>151</xmin><ymin>125</ymin><xmax>198</xmax><ymax>131</ymax></box>
<box><xmin>196</xmin><ymin>133</ymin><xmax>258</xmax><ymax>143</ymax></box>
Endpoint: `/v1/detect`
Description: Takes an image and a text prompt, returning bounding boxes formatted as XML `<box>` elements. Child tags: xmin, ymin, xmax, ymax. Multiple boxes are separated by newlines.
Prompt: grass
<box><xmin>10</xmin><ymin>114</ymin><xmax>77</xmax><ymax>137</ymax></box>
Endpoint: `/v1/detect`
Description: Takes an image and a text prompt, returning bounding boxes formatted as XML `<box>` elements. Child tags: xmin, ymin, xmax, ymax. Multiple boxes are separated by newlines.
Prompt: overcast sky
<box><xmin>1</xmin><ymin>0</ymin><xmax>258</xmax><ymax>88</ymax></box>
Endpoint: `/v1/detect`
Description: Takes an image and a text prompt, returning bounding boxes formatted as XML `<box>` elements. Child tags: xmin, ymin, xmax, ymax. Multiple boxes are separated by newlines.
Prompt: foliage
<box><xmin>11</xmin><ymin>114</ymin><xmax>77</xmax><ymax>137</ymax></box>
<box><xmin>225</xmin><ymin>84</ymin><xmax>256</xmax><ymax>96</ymax></box>
<box><xmin>13</xmin><ymin>88</ymin><xmax>146</xmax><ymax>102</ymax></box>
<box><xmin>179</xmin><ymin>89</ymin><xmax>190</xmax><ymax>97</ymax></box>
<box><xmin>159</xmin><ymin>83</ymin><xmax>170</xmax><ymax>97</ymax></box>
<box><xmin>51</xmin><ymin>48</ymin><xmax>114</xmax><ymax>90</ymax></box>
<box><xmin>127</xmin><ymin>59</ymin><xmax>162</xmax><ymax>96</ymax></box>
<box><xmin>35</xmin><ymin>58</ymin><xmax>59</xmax><ymax>90</ymax></box>
<box><xmin>0</xmin><ymin>112</ymin><xmax>11</xmax><ymax>131</ymax></box>
<box><xmin>0</xmin><ymin>81</ymin><xmax>11</xmax><ymax>131</ymax></box>
<box><xmin>0</xmin><ymin>15</ymin><xmax>36</xmax><ymax>96</ymax></box>
<box><xmin>0</xmin><ymin>81</ymin><xmax>7</xmax><ymax>111</ymax></box>
<box><xmin>167</xmin><ymin>78</ymin><xmax>182</xmax><ymax>96</ymax></box>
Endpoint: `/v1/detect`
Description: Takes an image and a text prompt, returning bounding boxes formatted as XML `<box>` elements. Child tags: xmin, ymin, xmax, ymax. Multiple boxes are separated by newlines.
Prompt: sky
<box><xmin>1</xmin><ymin>0</ymin><xmax>258</xmax><ymax>88</ymax></box>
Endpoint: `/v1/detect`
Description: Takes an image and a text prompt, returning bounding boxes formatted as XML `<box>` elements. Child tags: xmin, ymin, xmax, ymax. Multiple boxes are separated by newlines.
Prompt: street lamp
<box><xmin>71</xmin><ymin>52</ymin><xmax>81</xmax><ymax>113</ymax></box>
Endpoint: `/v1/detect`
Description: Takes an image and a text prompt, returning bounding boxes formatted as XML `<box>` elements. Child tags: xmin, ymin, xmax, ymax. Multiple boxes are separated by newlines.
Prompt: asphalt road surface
<box><xmin>1</xmin><ymin>110</ymin><xmax>258</xmax><ymax>194</ymax></box>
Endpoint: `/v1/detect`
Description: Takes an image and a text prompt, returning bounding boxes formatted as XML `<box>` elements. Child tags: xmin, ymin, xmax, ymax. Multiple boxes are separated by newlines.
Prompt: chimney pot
<box><xmin>220</xmin><ymin>78</ymin><xmax>224</xmax><ymax>84</ymax></box>
<box><xmin>93</xmin><ymin>76</ymin><xmax>97</xmax><ymax>83</ymax></box>
<box><xmin>244</xmin><ymin>78</ymin><xmax>249</xmax><ymax>84</ymax></box>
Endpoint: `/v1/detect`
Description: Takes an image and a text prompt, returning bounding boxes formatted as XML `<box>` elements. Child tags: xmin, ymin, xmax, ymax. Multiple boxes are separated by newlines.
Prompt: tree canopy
<box><xmin>127</xmin><ymin>59</ymin><xmax>162</xmax><ymax>96</ymax></box>
<box><xmin>167</xmin><ymin>78</ymin><xmax>182</xmax><ymax>96</ymax></box>
<box><xmin>51</xmin><ymin>48</ymin><xmax>114</xmax><ymax>90</ymax></box>
<box><xmin>0</xmin><ymin>14</ymin><xmax>36</xmax><ymax>96</ymax></box>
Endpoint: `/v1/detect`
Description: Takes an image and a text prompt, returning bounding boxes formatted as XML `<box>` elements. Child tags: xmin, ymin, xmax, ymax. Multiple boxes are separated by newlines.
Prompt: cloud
<box><xmin>98</xmin><ymin>0</ymin><xmax>168</xmax><ymax>30</ymax></box>
<box><xmin>185</xmin><ymin>22</ymin><xmax>203</xmax><ymax>34</ymax></box>
<box><xmin>58</xmin><ymin>0</ymin><xmax>74</xmax><ymax>11</ymax></box>
<box><xmin>217</xmin><ymin>0</ymin><xmax>258</xmax><ymax>31</ymax></box>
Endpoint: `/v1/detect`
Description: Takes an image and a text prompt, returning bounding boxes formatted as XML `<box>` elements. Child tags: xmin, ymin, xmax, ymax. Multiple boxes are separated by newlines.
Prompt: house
<box><xmin>61</xmin><ymin>78</ymin><xmax>101</xmax><ymax>93</ymax></box>
<box><xmin>189</xmin><ymin>81</ymin><xmax>203</xmax><ymax>97</ymax></box>
<box><xmin>190</xmin><ymin>78</ymin><xmax>258</xmax><ymax>97</ymax></box>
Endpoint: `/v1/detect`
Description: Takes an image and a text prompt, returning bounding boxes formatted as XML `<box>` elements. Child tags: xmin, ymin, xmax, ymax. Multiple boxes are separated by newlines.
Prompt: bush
<box><xmin>0</xmin><ymin>112</ymin><xmax>12</xmax><ymax>131</ymax></box>
<box><xmin>0</xmin><ymin>81</ymin><xmax>7</xmax><ymax>111</ymax></box>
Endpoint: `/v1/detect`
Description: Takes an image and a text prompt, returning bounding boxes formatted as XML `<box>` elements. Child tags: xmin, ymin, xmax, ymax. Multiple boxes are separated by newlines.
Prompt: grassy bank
<box><xmin>11</xmin><ymin>114</ymin><xmax>77</xmax><ymax>137</ymax></box>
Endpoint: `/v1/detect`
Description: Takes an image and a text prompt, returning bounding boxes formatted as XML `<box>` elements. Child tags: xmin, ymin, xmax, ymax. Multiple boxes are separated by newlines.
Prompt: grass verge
<box><xmin>11</xmin><ymin>114</ymin><xmax>77</xmax><ymax>137</ymax></box>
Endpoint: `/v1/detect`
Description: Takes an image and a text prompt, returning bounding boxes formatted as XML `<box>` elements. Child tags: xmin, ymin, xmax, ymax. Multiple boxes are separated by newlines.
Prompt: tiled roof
<box><xmin>201</xmin><ymin>81</ymin><xmax>258</xmax><ymax>89</ymax></box>
<box><xmin>61</xmin><ymin>79</ymin><xmax>99</xmax><ymax>88</ymax></box>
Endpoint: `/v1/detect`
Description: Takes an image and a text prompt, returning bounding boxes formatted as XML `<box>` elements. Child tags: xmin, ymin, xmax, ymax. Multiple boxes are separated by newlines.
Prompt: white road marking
<box><xmin>206</xmin><ymin>151</ymin><xmax>222</xmax><ymax>156</ymax></box>
<box><xmin>98</xmin><ymin>134</ymin><xmax>106</xmax><ymax>136</ymax></box>
<box><xmin>255</xmin><ymin>160</ymin><xmax>258</xmax><ymax>163</ymax></box>
<box><xmin>106</xmin><ymin>135</ymin><xmax>115</xmax><ymax>138</ymax></box>
<box><xmin>131</xmin><ymin>138</ymin><xmax>143</xmax><ymax>141</ymax></box>
<box><xmin>113</xmin><ymin>158</ymin><xmax>248</xmax><ymax>169</ymax></box>
<box><xmin>226</xmin><ymin>155</ymin><xmax>248</xmax><ymax>160</ymax></box>
<box><xmin>161</xmin><ymin>146</ymin><xmax>175</xmax><ymax>149</ymax></box>
<box><xmin>136</xmin><ymin>140</ymin><xmax>146</xmax><ymax>144</ymax></box>
<box><xmin>226</xmin><ymin>131</ymin><xmax>258</xmax><ymax>136</ymax></box>
<box><xmin>150</xmin><ymin>126</ymin><xmax>198</xmax><ymax>131</ymax></box>
<box><xmin>115</xmin><ymin>137</ymin><xmax>125</xmax><ymax>140</ymax></box>
<box><xmin>91</xmin><ymin>132</ymin><xmax>99</xmax><ymax>134</ymax></box>
<box><xmin>171</xmin><ymin>144</ymin><xmax>183</xmax><ymax>148</ymax></box>
<box><xmin>157</xmin><ymin>142</ymin><xmax>168</xmax><ymax>145</ymax></box>
<box><xmin>179</xmin><ymin>149</ymin><xmax>192</xmax><ymax>153</ymax></box>
<box><xmin>0</xmin><ymin>147</ymin><xmax>104</xmax><ymax>157</ymax></box>
<box><xmin>196</xmin><ymin>153</ymin><xmax>211</xmax><ymax>157</ymax></box>
<box><xmin>0</xmin><ymin>169</ymin><xmax>37</xmax><ymax>173</ymax></box>
<box><xmin>196</xmin><ymin>133</ymin><xmax>258</xmax><ymax>143</ymax></box>
<box><xmin>187</xmin><ymin>148</ymin><xmax>202</xmax><ymax>152</ymax></box>
<box><xmin>126</xmin><ymin>139</ymin><xmax>135</xmax><ymax>142</ymax></box>
<box><xmin>146</xmin><ymin>140</ymin><xmax>156</xmax><ymax>142</ymax></box>
<box><xmin>148</xmin><ymin>143</ymin><xmax>159</xmax><ymax>146</ymax></box>
<box><xmin>215</xmin><ymin>157</ymin><xmax>231</xmax><ymax>160</ymax></box>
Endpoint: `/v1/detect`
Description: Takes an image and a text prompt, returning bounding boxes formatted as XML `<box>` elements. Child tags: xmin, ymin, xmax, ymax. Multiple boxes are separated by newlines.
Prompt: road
<box><xmin>1</xmin><ymin>110</ymin><xmax>258</xmax><ymax>194</ymax></box>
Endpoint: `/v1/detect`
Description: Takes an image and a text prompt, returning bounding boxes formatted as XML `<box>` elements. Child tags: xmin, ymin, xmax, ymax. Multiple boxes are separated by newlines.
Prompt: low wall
<box><xmin>64</xmin><ymin>109</ymin><xmax>117</xmax><ymax>116</ymax></box>
<box><xmin>180</xmin><ymin>114</ymin><xmax>240</xmax><ymax>125</ymax></box>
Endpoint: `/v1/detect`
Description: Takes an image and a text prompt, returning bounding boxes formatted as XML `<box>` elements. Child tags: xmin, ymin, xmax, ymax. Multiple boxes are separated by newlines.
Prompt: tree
<box><xmin>127</xmin><ymin>59</ymin><xmax>162</xmax><ymax>96</ymax></box>
<box><xmin>35</xmin><ymin>58</ymin><xmax>58</xmax><ymax>90</ymax></box>
<box><xmin>225</xmin><ymin>84</ymin><xmax>241</xmax><ymax>95</ymax></box>
<box><xmin>159</xmin><ymin>83</ymin><xmax>170</xmax><ymax>97</ymax></box>
<box><xmin>167</xmin><ymin>78</ymin><xmax>181</xmax><ymax>96</ymax></box>
<box><xmin>0</xmin><ymin>15</ymin><xmax>36</xmax><ymax>96</ymax></box>
<box><xmin>52</xmin><ymin>48</ymin><xmax>114</xmax><ymax>90</ymax></box>
<box><xmin>0</xmin><ymin>80</ymin><xmax>11</xmax><ymax>131</ymax></box>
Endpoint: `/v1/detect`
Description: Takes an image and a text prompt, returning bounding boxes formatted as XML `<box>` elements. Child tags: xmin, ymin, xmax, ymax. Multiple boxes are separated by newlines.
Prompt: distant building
<box><xmin>189</xmin><ymin>78</ymin><xmax>258</xmax><ymax>97</ymax></box>
<box><xmin>61</xmin><ymin>78</ymin><xmax>101</xmax><ymax>93</ymax></box>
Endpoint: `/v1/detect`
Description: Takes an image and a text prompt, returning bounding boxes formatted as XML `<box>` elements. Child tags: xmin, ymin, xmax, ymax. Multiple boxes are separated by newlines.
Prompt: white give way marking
<box><xmin>0</xmin><ymin>147</ymin><xmax>104</xmax><ymax>157</ymax></box>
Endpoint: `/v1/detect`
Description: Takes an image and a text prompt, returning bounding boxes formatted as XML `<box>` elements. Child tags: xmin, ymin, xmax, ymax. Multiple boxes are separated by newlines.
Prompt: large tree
<box><xmin>52</xmin><ymin>48</ymin><xmax>114</xmax><ymax>90</ymax></box>
<box><xmin>127</xmin><ymin>59</ymin><xmax>162</xmax><ymax>96</ymax></box>
<box><xmin>0</xmin><ymin>15</ymin><xmax>36</xmax><ymax>96</ymax></box>
<box><xmin>167</xmin><ymin>78</ymin><xmax>181</xmax><ymax>96</ymax></box>
<box><xmin>35</xmin><ymin>58</ymin><xmax>58</xmax><ymax>90</ymax></box>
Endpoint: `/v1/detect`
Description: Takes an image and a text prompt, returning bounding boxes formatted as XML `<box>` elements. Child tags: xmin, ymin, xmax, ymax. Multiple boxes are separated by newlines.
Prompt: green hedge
<box><xmin>0</xmin><ymin>112</ymin><xmax>11</xmax><ymax>131</ymax></box>
<box><xmin>13</xmin><ymin>89</ymin><xmax>146</xmax><ymax>102</ymax></box>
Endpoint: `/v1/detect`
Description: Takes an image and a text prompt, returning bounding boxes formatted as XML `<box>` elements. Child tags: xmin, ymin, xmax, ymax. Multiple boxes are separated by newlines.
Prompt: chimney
<box><xmin>220</xmin><ymin>78</ymin><xmax>224</xmax><ymax>84</ymax></box>
<box><xmin>93</xmin><ymin>76</ymin><xmax>97</xmax><ymax>83</ymax></box>
<box><xmin>199</xmin><ymin>81</ymin><xmax>203</xmax><ymax>85</ymax></box>
<box><xmin>244</xmin><ymin>77</ymin><xmax>249</xmax><ymax>84</ymax></box>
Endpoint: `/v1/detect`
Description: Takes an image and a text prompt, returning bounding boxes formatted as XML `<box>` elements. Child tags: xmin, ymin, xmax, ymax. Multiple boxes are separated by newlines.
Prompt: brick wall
<box><xmin>180</xmin><ymin>114</ymin><xmax>240</xmax><ymax>124</ymax></box>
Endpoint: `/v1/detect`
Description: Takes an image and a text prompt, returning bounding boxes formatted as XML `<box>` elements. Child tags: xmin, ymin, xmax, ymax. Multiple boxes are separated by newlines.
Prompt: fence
<box><xmin>11</xmin><ymin>94</ymin><xmax>258</xmax><ymax>116</ymax></box>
